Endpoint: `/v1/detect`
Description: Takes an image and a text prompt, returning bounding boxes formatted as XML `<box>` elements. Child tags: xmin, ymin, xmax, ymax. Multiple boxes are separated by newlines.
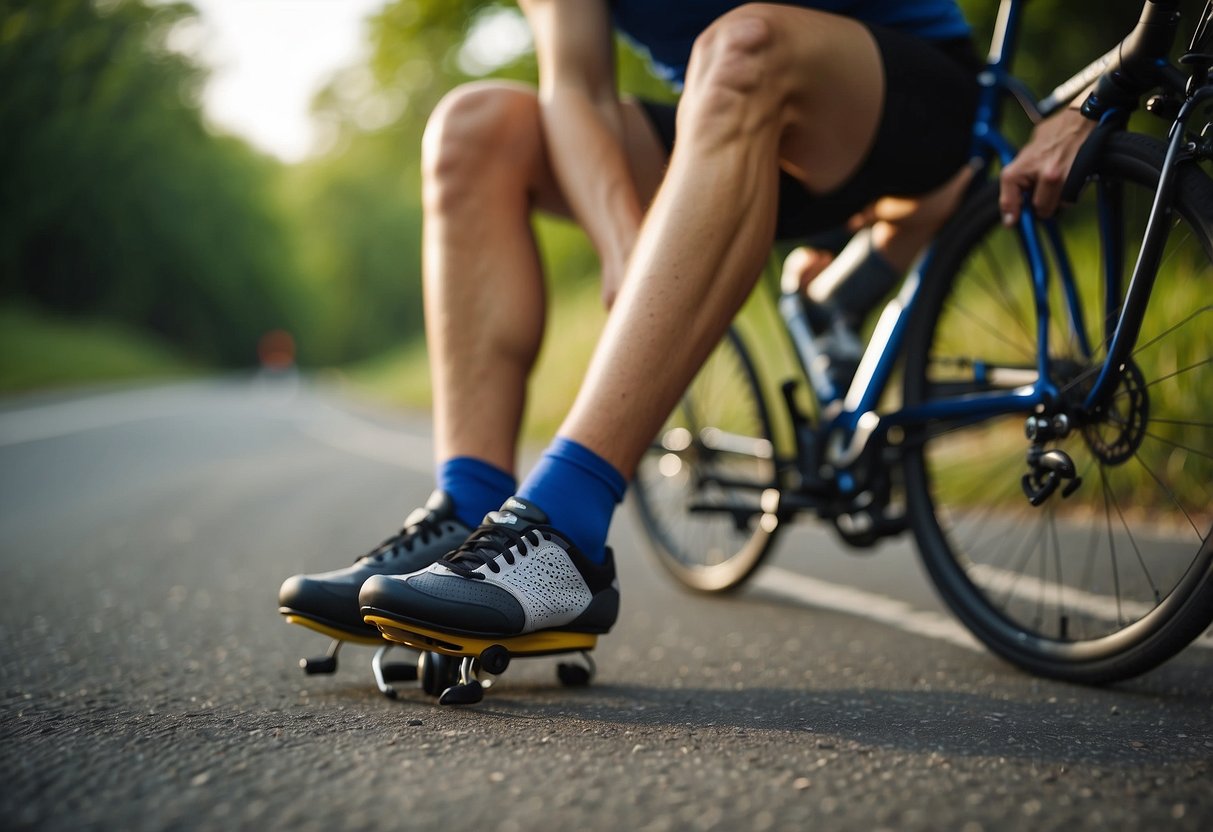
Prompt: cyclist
<box><xmin>282</xmin><ymin>0</ymin><xmax>1089</xmax><ymax>658</ymax></box>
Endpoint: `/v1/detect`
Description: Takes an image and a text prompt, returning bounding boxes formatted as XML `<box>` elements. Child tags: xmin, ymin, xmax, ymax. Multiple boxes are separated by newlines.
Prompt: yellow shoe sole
<box><xmin>283</xmin><ymin>612</ymin><xmax>385</xmax><ymax>646</ymax></box>
<box><xmin>364</xmin><ymin>613</ymin><xmax>597</xmax><ymax>658</ymax></box>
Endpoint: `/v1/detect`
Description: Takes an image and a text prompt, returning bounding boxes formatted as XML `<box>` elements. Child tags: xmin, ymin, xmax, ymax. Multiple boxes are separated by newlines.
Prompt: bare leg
<box><xmin>421</xmin><ymin>82</ymin><xmax>666</xmax><ymax>473</ymax></box>
<box><xmin>866</xmin><ymin>166</ymin><xmax>974</xmax><ymax>270</ymax></box>
<box><xmin>786</xmin><ymin>166</ymin><xmax>974</xmax><ymax>292</ymax></box>
<box><xmin>556</xmin><ymin>6</ymin><xmax>886</xmax><ymax>476</ymax></box>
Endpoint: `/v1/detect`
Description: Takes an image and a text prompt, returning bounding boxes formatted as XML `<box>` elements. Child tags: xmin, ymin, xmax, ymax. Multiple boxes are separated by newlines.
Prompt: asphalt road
<box><xmin>1</xmin><ymin>379</ymin><xmax>1210</xmax><ymax>831</ymax></box>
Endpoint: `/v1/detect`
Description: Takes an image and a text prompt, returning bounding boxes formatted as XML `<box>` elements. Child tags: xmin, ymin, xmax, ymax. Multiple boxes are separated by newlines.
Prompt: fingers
<box><xmin>999</xmin><ymin>160</ymin><xmax>1068</xmax><ymax>228</ymax></box>
<box><xmin>780</xmin><ymin>246</ymin><xmax>833</xmax><ymax>293</ymax></box>
<box><xmin>776</xmin><ymin>246</ymin><xmax>834</xmax><ymax>294</ymax></box>
<box><xmin>998</xmin><ymin>107</ymin><xmax>1096</xmax><ymax>227</ymax></box>
<box><xmin>1030</xmin><ymin>162</ymin><xmax>1067</xmax><ymax>219</ymax></box>
<box><xmin>998</xmin><ymin>165</ymin><xmax>1028</xmax><ymax>227</ymax></box>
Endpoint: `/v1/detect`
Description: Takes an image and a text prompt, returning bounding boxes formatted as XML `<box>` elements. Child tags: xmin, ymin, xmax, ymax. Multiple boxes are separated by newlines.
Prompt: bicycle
<box><xmin>632</xmin><ymin>0</ymin><xmax>1213</xmax><ymax>685</ymax></box>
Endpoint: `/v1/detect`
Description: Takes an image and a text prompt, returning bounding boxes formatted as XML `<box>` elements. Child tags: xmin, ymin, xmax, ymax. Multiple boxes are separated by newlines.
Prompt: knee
<box><xmin>680</xmin><ymin>7</ymin><xmax>784</xmax><ymax>137</ymax></box>
<box><xmin>421</xmin><ymin>82</ymin><xmax>540</xmax><ymax>211</ymax></box>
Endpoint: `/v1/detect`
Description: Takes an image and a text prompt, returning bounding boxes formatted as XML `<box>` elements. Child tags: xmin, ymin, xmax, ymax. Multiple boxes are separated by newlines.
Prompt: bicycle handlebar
<box><xmin>1079</xmin><ymin>0</ymin><xmax>1183</xmax><ymax>119</ymax></box>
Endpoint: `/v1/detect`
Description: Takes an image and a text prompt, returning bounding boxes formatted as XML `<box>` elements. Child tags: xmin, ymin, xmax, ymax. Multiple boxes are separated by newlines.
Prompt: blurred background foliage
<box><xmin>1</xmin><ymin>0</ymin><xmax>305</xmax><ymax>368</ymax></box>
<box><xmin>0</xmin><ymin>0</ymin><xmax>1203</xmax><ymax>391</ymax></box>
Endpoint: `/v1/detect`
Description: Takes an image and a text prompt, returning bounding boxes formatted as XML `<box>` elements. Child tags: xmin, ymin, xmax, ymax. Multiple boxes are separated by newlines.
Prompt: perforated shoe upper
<box><xmin>359</xmin><ymin>498</ymin><xmax>619</xmax><ymax>637</ymax></box>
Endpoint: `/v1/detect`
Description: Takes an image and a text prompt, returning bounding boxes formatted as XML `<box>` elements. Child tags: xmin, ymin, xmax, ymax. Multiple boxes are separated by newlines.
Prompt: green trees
<box><xmin>1</xmin><ymin>0</ymin><xmax>1203</xmax><ymax>377</ymax></box>
<box><xmin>0</xmin><ymin>0</ymin><xmax>304</xmax><ymax>365</ymax></box>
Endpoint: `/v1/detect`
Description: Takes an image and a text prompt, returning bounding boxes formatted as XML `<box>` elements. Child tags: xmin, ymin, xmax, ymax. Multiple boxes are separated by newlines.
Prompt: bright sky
<box><xmin>185</xmin><ymin>0</ymin><xmax>390</xmax><ymax>163</ymax></box>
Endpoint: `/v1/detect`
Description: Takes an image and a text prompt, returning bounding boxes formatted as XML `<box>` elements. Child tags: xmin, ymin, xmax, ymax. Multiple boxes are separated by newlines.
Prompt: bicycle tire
<box><xmin>632</xmin><ymin>326</ymin><xmax>782</xmax><ymax>592</ymax></box>
<box><xmin>903</xmin><ymin>131</ymin><xmax>1213</xmax><ymax>684</ymax></box>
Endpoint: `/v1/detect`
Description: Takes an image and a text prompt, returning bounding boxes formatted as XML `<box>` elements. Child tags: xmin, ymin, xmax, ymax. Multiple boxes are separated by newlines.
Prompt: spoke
<box><xmin>1078</xmin><ymin>500</ymin><xmax>1105</xmax><ymax>641</ymax></box>
<box><xmin>927</xmin><ymin>437</ymin><xmax>1028</xmax><ymax>537</ymax></box>
<box><xmin>1057</xmin><ymin>306</ymin><xmax>1212</xmax><ymax>399</ymax></box>
<box><xmin>1138</xmin><ymin>416</ymin><xmax>1213</xmax><ymax>429</ymax></box>
<box><xmin>1139</xmin><ymin>429</ymin><xmax>1213</xmax><ymax>462</ymax></box>
<box><xmin>974</xmin><ymin>243</ymin><xmax>1035</xmax><ymax>345</ymax></box>
<box><xmin>1104</xmin><ymin>467</ymin><xmax>1161</xmax><ymax>609</ymax></box>
<box><xmin>919</xmin><ymin>414</ymin><xmax>1027</xmax><ymax>449</ymax></box>
<box><xmin>641</xmin><ymin>333</ymin><xmax>776</xmax><ymax>575</ymax></box>
<box><xmin>1049</xmin><ymin>508</ymin><xmax>1067</xmax><ymax>637</ymax></box>
<box><xmin>1132</xmin><ymin>305</ymin><xmax>1213</xmax><ymax>357</ymax></box>
<box><xmin>1140</xmin><ymin>357</ymin><xmax>1213</xmax><ymax>390</ymax></box>
<box><xmin>1100</xmin><ymin>467</ymin><xmax>1125</xmax><ymax>627</ymax></box>
<box><xmin>958</xmin><ymin>500</ymin><xmax>1023</xmax><ymax>568</ymax></box>
<box><xmin>993</xmin><ymin>517</ymin><xmax>1046</xmax><ymax>614</ymax></box>
<box><xmin>1103</xmin><ymin>412</ymin><xmax>1213</xmax><ymax>478</ymax></box>
<box><xmin>1031</xmin><ymin>505</ymin><xmax>1054</xmax><ymax>631</ymax></box>
<box><xmin>1153</xmin><ymin>222</ymin><xmax>1194</xmax><ymax>276</ymax></box>
<box><xmin>1055</xmin><ymin>362</ymin><xmax>1102</xmax><ymax>398</ymax></box>
<box><xmin>944</xmin><ymin>301</ymin><xmax>1037</xmax><ymax>363</ymax></box>
<box><xmin>988</xmin><ymin>519</ymin><xmax>1025</xmax><ymax>577</ymax></box>
<box><xmin>1131</xmin><ymin>452</ymin><xmax>1203</xmax><ymax>540</ymax></box>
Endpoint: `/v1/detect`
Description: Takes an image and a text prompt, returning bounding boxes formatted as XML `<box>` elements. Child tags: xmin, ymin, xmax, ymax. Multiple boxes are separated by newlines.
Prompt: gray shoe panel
<box><xmin>279</xmin><ymin>498</ymin><xmax>470</xmax><ymax>632</ymax></box>
<box><xmin>360</xmin><ymin>572</ymin><xmax>526</xmax><ymax>634</ymax></box>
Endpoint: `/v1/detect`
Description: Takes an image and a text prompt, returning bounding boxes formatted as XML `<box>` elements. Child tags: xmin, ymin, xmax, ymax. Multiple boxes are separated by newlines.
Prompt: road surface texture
<box><xmin>1</xmin><ymin>379</ymin><xmax>1209</xmax><ymax>831</ymax></box>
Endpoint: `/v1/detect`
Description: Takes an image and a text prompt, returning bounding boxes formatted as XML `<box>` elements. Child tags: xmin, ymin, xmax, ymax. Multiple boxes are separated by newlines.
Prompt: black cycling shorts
<box><xmin>638</xmin><ymin>24</ymin><xmax>982</xmax><ymax>241</ymax></box>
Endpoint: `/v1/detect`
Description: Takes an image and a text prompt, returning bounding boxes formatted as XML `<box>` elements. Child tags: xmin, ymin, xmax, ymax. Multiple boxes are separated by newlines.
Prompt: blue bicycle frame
<box><xmin>804</xmin><ymin>0</ymin><xmax>1198</xmax><ymax>493</ymax></box>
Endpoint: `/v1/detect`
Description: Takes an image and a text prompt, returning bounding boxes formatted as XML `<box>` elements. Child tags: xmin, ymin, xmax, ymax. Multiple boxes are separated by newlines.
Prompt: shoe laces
<box><xmin>440</xmin><ymin>523</ymin><xmax>544</xmax><ymax>580</ymax></box>
<box><xmin>358</xmin><ymin>513</ymin><xmax>448</xmax><ymax>564</ymax></box>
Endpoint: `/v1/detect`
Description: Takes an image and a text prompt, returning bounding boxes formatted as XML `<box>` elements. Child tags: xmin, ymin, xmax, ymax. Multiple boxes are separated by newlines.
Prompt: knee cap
<box><xmin>422</xmin><ymin>85</ymin><xmax>536</xmax><ymax>190</ymax></box>
<box><xmin>689</xmin><ymin>9</ymin><xmax>777</xmax><ymax>96</ymax></box>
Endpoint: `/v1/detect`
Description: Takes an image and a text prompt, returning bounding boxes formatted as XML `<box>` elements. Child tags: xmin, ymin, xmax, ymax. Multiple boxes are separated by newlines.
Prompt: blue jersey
<box><xmin>611</xmin><ymin>0</ymin><xmax>971</xmax><ymax>85</ymax></box>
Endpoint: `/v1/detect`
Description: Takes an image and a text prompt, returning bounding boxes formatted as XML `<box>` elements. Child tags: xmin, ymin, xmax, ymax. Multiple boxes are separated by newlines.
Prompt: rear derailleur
<box><xmin>1021</xmin><ymin>413</ymin><xmax>1083</xmax><ymax>507</ymax></box>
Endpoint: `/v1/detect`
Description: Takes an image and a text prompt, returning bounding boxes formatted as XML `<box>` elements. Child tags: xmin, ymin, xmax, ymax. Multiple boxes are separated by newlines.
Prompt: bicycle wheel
<box><xmin>903</xmin><ymin>132</ymin><xmax>1213</xmax><ymax>684</ymax></box>
<box><xmin>632</xmin><ymin>326</ymin><xmax>782</xmax><ymax>592</ymax></box>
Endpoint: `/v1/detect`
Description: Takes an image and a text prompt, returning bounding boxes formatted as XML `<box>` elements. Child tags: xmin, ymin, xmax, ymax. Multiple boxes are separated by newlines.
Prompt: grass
<box><xmin>0</xmin><ymin>304</ymin><xmax>196</xmax><ymax>393</ymax></box>
<box><xmin>346</xmin><ymin>280</ymin><xmax>609</xmax><ymax>441</ymax></box>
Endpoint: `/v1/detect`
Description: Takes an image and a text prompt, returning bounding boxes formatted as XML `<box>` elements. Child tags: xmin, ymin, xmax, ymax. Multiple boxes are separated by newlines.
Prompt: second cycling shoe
<box><xmin>360</xmin><ymin>497</ymin><xmax>620</xmax><ymax>656</ymax></box>
<box><xmin>278</xmin><ymin>490</ymin><xmax>471</xmax><ymax>642</ymax></box>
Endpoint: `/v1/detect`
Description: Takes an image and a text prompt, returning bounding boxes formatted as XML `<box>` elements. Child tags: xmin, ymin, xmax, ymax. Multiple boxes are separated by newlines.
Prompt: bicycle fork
<box><xmin>1083</xmin><ymin>85</ymin><xmax>1213</xmax><ymax>412</ymax></box>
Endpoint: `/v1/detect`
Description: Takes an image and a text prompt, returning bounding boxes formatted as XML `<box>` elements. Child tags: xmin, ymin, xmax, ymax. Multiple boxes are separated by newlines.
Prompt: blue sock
<box><xmin>517</xmin><ymin>437</ymin><xmax>626</xmax><ymax>564</ymax></box>
<box><xmin>437</xmin><ymin>457</ymin><xmax>517</xmax><ymax>528</ymax></box>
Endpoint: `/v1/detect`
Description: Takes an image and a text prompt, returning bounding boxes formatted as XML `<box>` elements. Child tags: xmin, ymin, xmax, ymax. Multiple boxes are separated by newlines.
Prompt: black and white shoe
<box><xmin>278</xmin><ymin>490</ymin><xmax>472</xmax><ymax>643</ymax></box>
<box><xmin>360</xmin><ymin>497</ymin><xmax>619</xmax><ymax>657</ymax></box>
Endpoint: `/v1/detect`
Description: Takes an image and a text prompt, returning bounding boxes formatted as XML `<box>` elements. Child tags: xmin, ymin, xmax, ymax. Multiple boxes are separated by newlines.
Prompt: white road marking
<box><xmin>967</xmin><ymin>563</ymin><xmax>1213</xmax><ymax>649</ymax></box>
<box><xmin>753</xmin><ymin>565</ymin><xmax>1213</xmax><ymax>651</ymax></box>
<box><xmin>751</xmin><ymin>566</ymin><xmax>984</xmax><ymax>652</ymax></box>
<box><xmin>967</xmin><ymin>563</ymin><xmax>1156</xmax><ymax>621</ymax></box>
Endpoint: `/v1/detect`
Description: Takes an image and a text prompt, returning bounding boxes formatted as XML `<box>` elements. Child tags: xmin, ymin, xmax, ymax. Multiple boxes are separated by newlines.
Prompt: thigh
<box><xmin>673</xmin><ymin>5</ymin><xmax>920</xmax><ymax>235</ymax></box>
<box><xmin>775</xmin><ymin>26</ymin><xmax>981</xmax><ymax>239</ymax></box>
<box><xmin>752</xmin><ymin>5</ymin><xmax>978</xmax><ymax>197</ymax></box>
<box><xmin>723</xmin><ymin>5</ymin><xmax>887</xmax><ymax>195</ymax></box>
<box><xmin>650</xmin><ymin>5</ymin><xmax>979</xmax><ymax>241</ymax></box>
